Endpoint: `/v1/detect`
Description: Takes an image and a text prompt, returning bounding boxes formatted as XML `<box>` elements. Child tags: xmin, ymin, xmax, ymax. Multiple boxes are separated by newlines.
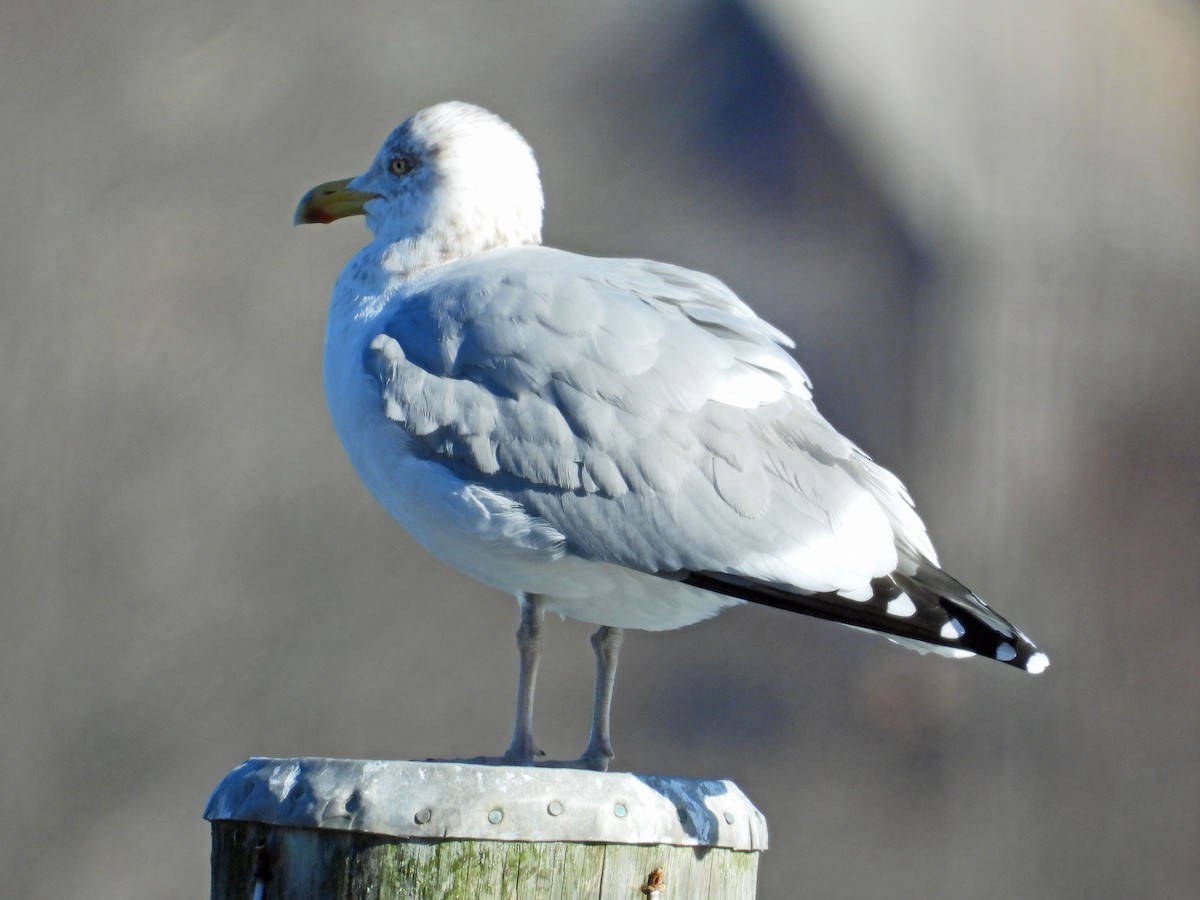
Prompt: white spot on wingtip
<box><xmin>839</xmin><ymin>586</ymin><xmax>873</xmax><ymax>603</ymax></box>
<box><xmin>939</xmin><ymin>618</ymin><xmax>965</xmax><ymax>640</ymax></box>
<box><xmin>886</xmin><ymin>593</ymin><xmax>916</xmax><ymax>617</ymax></box>
<box><xmin>995</xmin><ymin>642</ymin><xmax>1017</xmax><ymax>662</ymax></box>
<box><xmin>1025</xmin><ymin>652</ymin><xmax>1050</xmax><ymax>674</ymax></box>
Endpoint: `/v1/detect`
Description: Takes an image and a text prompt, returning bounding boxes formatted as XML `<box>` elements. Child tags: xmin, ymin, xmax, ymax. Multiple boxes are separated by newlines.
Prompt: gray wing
<box><xmin>366</xmin><ymin>245</ymin><xmax>1047</xmax><ymax>671</ymax></box>
<box><xmin>367</xmin><ymin>245</ymin><xmax>930</xmax><ymax>592</ymax></box>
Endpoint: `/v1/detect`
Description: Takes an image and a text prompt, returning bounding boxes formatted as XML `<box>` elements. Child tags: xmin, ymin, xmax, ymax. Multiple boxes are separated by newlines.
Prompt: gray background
<box><xmin>3</xmin><ymin>0</ymin><xmax>1198</xmax><ymax>897</ymax></box>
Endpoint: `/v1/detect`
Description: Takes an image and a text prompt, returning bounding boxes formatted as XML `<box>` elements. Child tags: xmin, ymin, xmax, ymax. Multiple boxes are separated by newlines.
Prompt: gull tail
<box><xmin>681</xmin><ymin>564</ymin><xmax>1048</xmax><ymax>674</ymax></box>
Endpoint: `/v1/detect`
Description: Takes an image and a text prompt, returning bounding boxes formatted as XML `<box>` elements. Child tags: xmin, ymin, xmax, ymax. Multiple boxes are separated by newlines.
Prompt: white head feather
<box><xmin>347</xmin><ymin>102</ymin><xmax>544</xmax><ymax>277</ymax></box>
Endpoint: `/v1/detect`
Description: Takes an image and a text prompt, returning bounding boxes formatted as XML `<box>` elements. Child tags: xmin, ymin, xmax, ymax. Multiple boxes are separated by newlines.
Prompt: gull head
<box><xmin>295</xmin><ymin>102</ymin><xmax>544</xmax><ymax>274</ymax></box>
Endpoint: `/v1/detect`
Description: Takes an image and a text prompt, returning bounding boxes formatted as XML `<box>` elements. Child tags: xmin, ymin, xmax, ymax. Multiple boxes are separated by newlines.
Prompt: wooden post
<box><xmin>206</xmin><ymin>758</ymin><xmax>767</xmax><ymax>899</ymax></box>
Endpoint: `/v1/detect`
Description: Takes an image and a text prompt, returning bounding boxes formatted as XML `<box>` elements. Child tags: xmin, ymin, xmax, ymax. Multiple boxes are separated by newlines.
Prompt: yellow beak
<box><xmin>294</xmin><ymin>178</ymin><xmax>381</xmax><ymax>225</ymax></box>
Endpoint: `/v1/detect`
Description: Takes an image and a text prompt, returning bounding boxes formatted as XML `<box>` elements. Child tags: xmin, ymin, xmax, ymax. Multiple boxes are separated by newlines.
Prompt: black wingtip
<box><xmin>681</xmin><ymin>566</ymin><xmax>1048</xmax><ymax>674</ymax></box>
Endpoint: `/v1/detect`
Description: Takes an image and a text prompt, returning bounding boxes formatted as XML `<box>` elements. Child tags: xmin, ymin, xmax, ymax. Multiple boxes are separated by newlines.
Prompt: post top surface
<box><xmin>205</xmin><ymin>757</ymin><xmax>768</xmax><ymax>851</ymax></box>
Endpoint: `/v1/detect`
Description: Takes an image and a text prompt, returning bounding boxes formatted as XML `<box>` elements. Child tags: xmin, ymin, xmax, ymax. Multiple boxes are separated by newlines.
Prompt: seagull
<box><xmin>295</xmin><ymin>101</ymin><xmax>1048</xmax><ymax>771</ymax></box>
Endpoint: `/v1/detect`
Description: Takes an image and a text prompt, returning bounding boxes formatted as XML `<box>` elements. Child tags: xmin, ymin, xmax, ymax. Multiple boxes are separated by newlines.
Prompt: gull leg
<box><xmin>461</xmin><ymin>601</ymin><xmax>622</xmax><ymax>771</ymax></box>
<box><xmin>502</xmin><ymin>593</ymin><xmax>545</xmax><ymax>765</ymax></box>
<box><xmin>573</xmin><ymin>626</ymin><xmax>624</xmax><ymax>771</ymax></box>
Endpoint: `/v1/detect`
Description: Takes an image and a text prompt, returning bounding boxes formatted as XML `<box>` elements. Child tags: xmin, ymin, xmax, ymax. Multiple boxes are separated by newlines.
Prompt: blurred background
<box><xmin>3</xmin><ymin>0</ymin><xmax>1198</xmax><ymax>896</ymax></box>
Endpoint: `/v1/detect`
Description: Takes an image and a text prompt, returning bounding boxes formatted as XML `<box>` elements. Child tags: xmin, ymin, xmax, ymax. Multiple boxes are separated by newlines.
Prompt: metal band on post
<box><xmin>207</xmin><ymin>757</ymin><xmax>767</xmax><ymax>898</ymax></box>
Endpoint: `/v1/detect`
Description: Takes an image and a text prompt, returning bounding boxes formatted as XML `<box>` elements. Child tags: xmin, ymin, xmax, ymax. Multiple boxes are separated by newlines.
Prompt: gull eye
<box><xmin>389</xmin><ymin>156</ymin><xmax>417</xmax><ymax>177</ymax></box>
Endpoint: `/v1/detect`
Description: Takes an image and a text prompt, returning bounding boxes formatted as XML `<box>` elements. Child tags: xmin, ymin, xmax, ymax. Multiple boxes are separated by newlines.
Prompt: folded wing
<box><xmin>366</xmin><ymin>245</ymin><xmax>1046</xmax><ymax>671</ymax></box>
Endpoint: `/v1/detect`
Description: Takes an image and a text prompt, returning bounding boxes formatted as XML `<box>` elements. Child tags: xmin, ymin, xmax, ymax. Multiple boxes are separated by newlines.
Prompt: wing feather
<box><xmin>368</xmin><ymin>247</ymin><xmax>912</xmax><ymax>593</ymax></box>
<box><xmin>366</xmin><ymin>245</ymin><xmax>1049</xmax><ymax>672</ymax></box>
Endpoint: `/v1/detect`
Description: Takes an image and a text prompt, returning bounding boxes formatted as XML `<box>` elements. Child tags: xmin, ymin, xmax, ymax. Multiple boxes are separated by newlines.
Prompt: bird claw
<box><xmin>424</xmin><ymin>753</ymin><xmax>534</xmax><ymax>767</ymax></box>
<box><xmin>536</xmin><ymin>752</ymin><xmax>611</xmax><ymax>772</ymax></box>
<box><xmin>532</xmin><ymin>739</ymin><xmax>614</xmax><ymax>772</ymax></box>
<box><xmin>426</xmin><ymin>743</ymin><xmax>611</xmax><ymax>772</ymax></box>
<box><xmin>502</xmin><ymin>737</ymin><xmax>546</xmax><ymax>766</ymax></box>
